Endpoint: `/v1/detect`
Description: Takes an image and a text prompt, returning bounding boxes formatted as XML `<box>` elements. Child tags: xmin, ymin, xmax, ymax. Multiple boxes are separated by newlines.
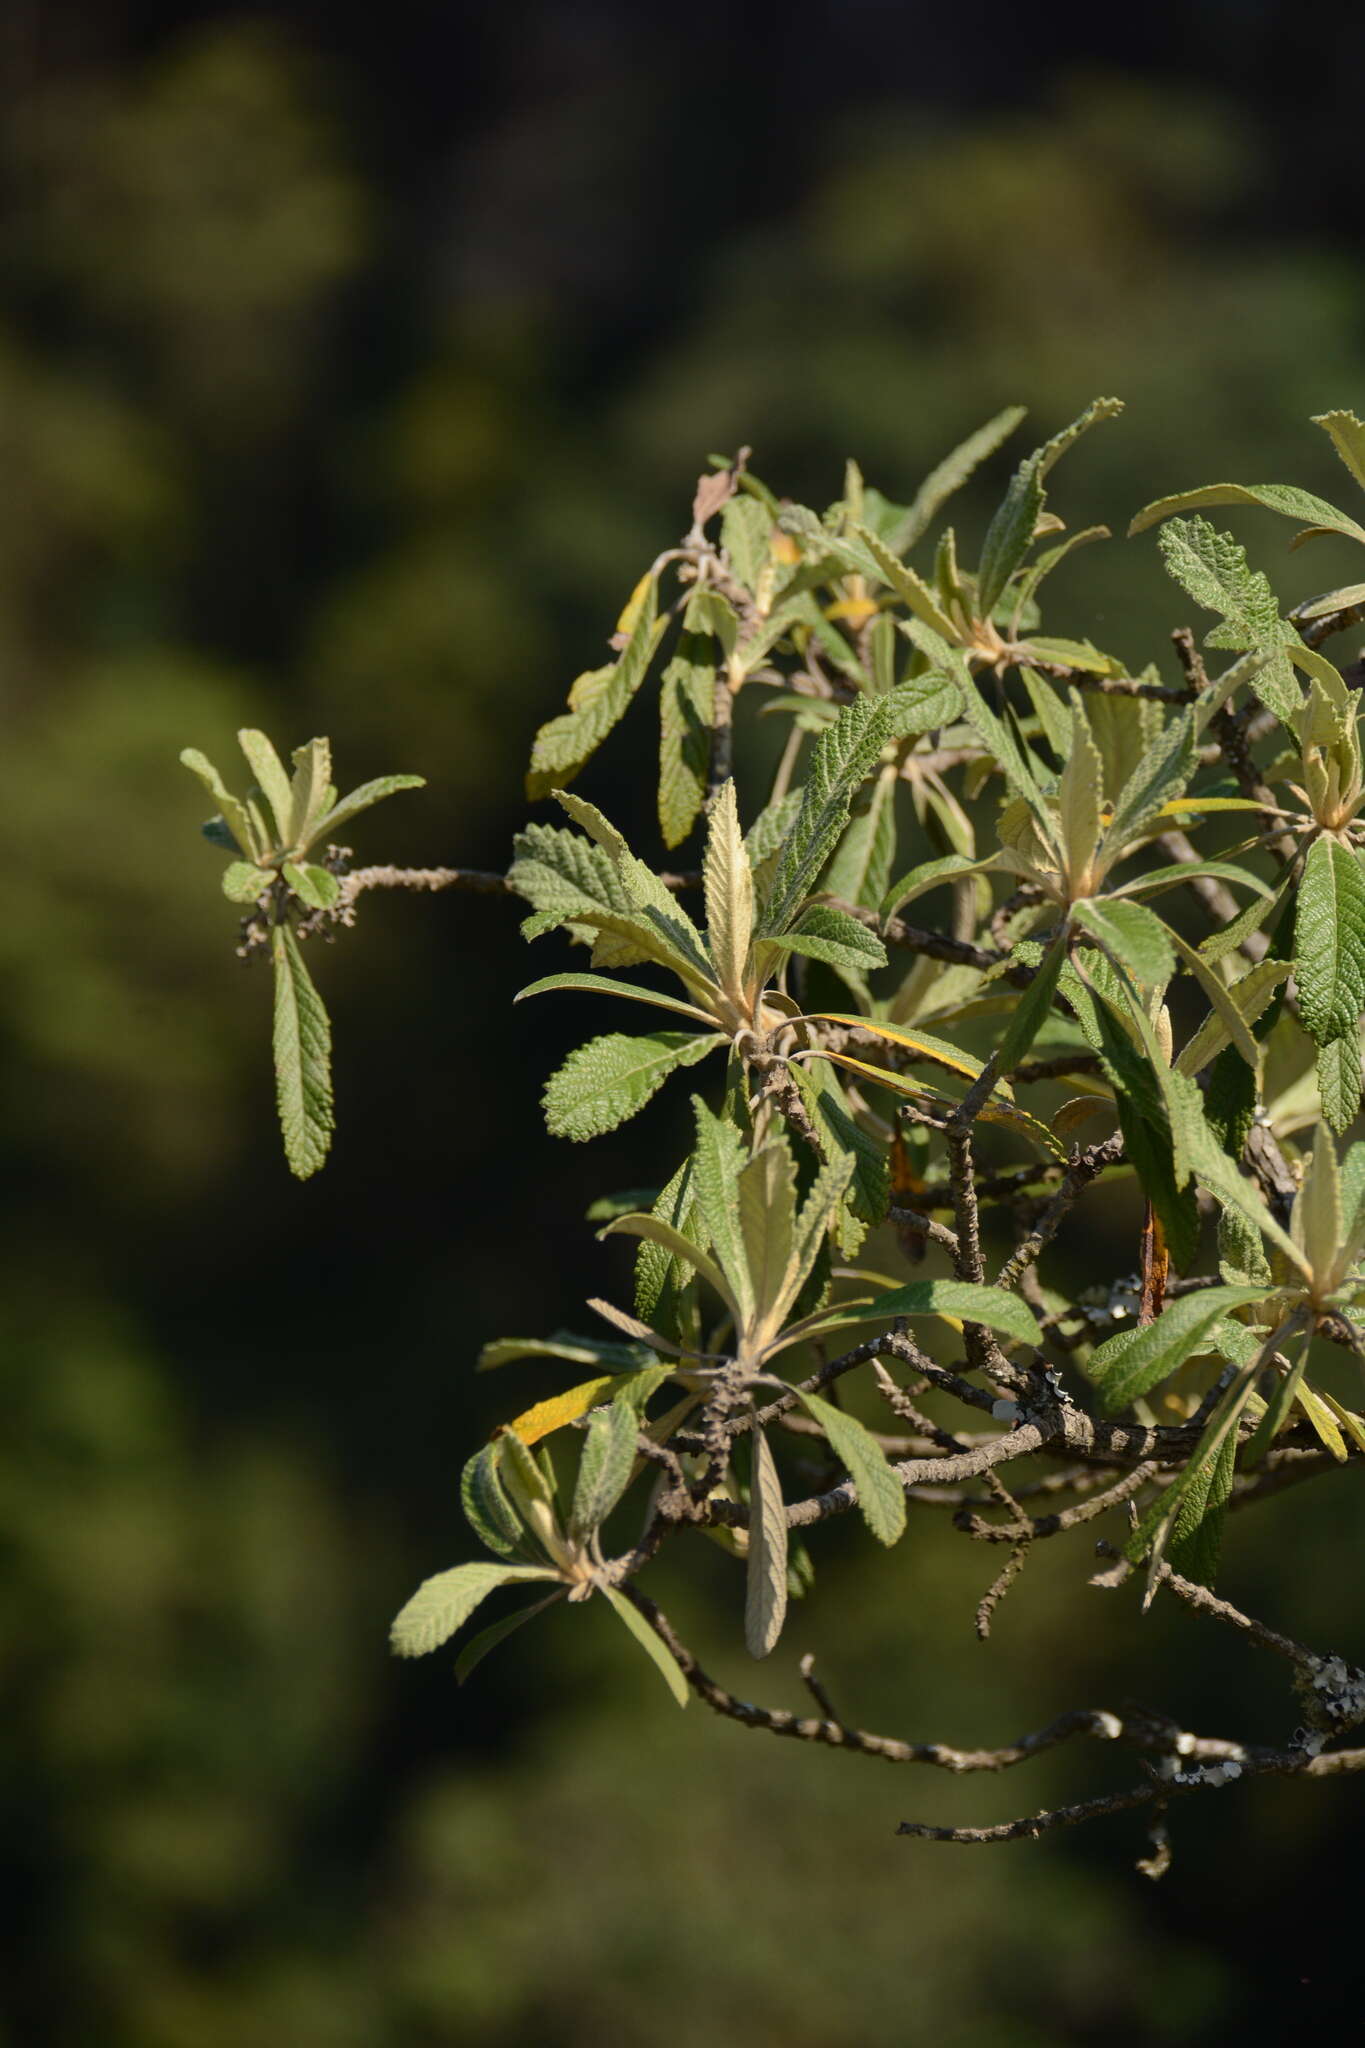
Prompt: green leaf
<box><xmin>514</xmin><ymin>971</ymin><xmax>718</xmax><ymax>1027</ymax></box>
<box><xmin>704</xmin><ymin>779</ymin><xmax>754</xmax><ymax>999</ymax></box>
<box><xmin>889</xmin><ymin>404</ymin><xmax>1027</xmax><ymax>552</ymax></box>
<box><xmin>527</xmin><ymin>575</ymin><xmax>664</xmax><ymax>798</ymax></box>
<box><xmin>658</xmin><ymin>619</ymin><xmax>715</xmax><ymax>848</ymax></box>
<box><xmin>881</xmin><ymin>851</ymin><xmax>999</xmax><ymax>923</ymax></box>
<box><xmin>283</xmin><ymin>862</ymin><xmax>340</xmax><ymax>910</ymax></box>
<box><xmin>745</xmin><ymin>1426</ymin><xmax>788</xmax><ymax>1658</ymax></box>
<box><xmin>884</xmin><ymin>667</ymin><xmax>964</xmax><ymax>735</ymax></box>
<box><xmin>738</xmin><ymin>1136</ymin><xmax>798</xmax><ymax>1332</ymax></box>
<box><xmin>795</xmin><ymin>1391</ymin><xmax>906</xmax><ymax>1546</ymax></box>
<box><xmin>1318</xmin><ymin>1032</ymin><xmax>1363</xmax><ymax>1136</ymax></box>
<box><xmin>1292</xmin><ymin>1125</ymin><xmax>1343</xmax><ymax>1291</ymax></box>
<box><xmin>843</xmin><ymin>1278</ymin><xmax>1043</xmax><ymax>1347</ymax></box>
<box><xmin>994</xmin><ymin>925</ymin><xmax>1069</xmax><ymax>1074</ymax></box>
<box><xmin>477</xmin><ymin>1330</ymin><xmax>654</xmax><ymax>1373</ymax></box>
<box><xmin>1130</xmin><ymin>481</ymin><xmax>1365</xmax><ymax>547</ymax></box>
<box><xmin>977</xmin><ymin>398</ymin><xmax>1124</xmax><ymax>615</ymax></box>
<box><xmin>461</xmin><ymin>1441</ymin><xmax>530</xmax><ymax>1559</ymax></box>
<box><xmin>288</xmin><ymin>737</ymin><xmax>333</xmax><ymax>849</ymax></box>
<box><xmin>597</xmin><ymin>1212</ymin><xmax>735</xmax><ymax>1314</ymax></box>
<box><xmin>851</xmin><ymin>523</ymin><xmax>958</xmax><ymax>637</ymax></box>
<box><xmin>786</xmin><ymin>1062</ymin><xmax>888</xmax><ymax>1240</ymax></box>
<box><xmin>762</xmin><ymin>697</ymin><xmax>891</xmax><ymax>935</ymax></box>
<box><xmin>745</xmin><ymin>790</ymin><xmax>804</xmax><ymax>871</ymax></box>
<box><xmin>180</xmin><ymin>746</ymin><xmax>259</xmax><ymax>862</ymax></box>
<box><xmin>1055</xmin><ymin>695</ymin><xmax>1104</xmax><ymax>881</ymax></box>
<box><xmin>1102</xmin><ymin>711</ymin><xmax>1196</xmax><ymax>855</ymax></box>
<box><xmin>767</xmin><ymin>905</ymin><xmax>888</xmax><ymax>973</ymax></box>
<box><xmin>599</xmin><ymin>1586</ymin><xmax>690</xmax><ymax>1707</ymax></box>
<box><xmin>270</xmin><ymin>924</ymin><xmax>334</xmax><ymax>1179</ymax></box>
<box><xmin>1312</xmin><ymin>409</ymin><xmax>1365</xmax><ymax>492</ymax></box>
<box><xmin>824</xmin><ymin>763</ymin><xmax>898</xmax><ymax>911</ymax></box>
<box><xmin>1156</xmin><ymin>517</ymin><xmax>1300</xmax><ymax>719</ymax></box>
<box><xmin>1166</xmin><ymin>1427</ymin><xmax>1238</xmax><ymax>1588</ymax></box>
<box><xmin>238</xmin><ymin>728</ymin><xmax>295</xmax><ymax>846</ymax></box>
<box><xmin>690</xmin><ymin>1097</ymin><xmax>755</xmax><ymax>1325</ymax></box>
<box><xmin>1085</xmin><ymin>1286</ymin><xmax>1270</xmax><ymax>1413</ymax></box>
<box><xmin>454</xmin><ymin>1592</ymin><xmax>564</xmax><ymax>1684</ymax></box>
<box><xmin>1295</xmin><ymin>836</ymin><xmax>1365</xmax><ymax>1045</ymax></box>
<box><xmin>1295</xmin><ymin>581</ymin><xmax>1365</xmax><ymax>620</ymax></box>
<box><xmin>311</xmin><ymin>773</ymin><xmax>426</xmax><ymax>843</ymax></box>
<box><xmin>222</xmin><ymin>861</ymin><xmax>268</xmax><ymax>903</ymax></box>
<box><xmin>570</xmin><ymin>1397</ymin><xmax>640</xmax><ymax>1541</ymax></box>
<box><xmin>390</xmin><ymin>1562</ymin><xmax>559</xmax><ymax>1658</ymax></box>
<box><xmin>543</xmin><ymin>1031</ymin><xmax>722</xmax><ymax>1141</ymax></box>
<box><xmin>1073</xmin><ymin>898</ymin><xmax>1174</xmax><ymax>989</ymax></box>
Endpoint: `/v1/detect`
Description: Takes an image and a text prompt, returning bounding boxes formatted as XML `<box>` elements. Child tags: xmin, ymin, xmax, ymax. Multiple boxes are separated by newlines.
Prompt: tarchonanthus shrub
<box><xmin>184</xmin><ymin>402</ymin><xmax>1365</xmax><ymax>1866</ymax></box>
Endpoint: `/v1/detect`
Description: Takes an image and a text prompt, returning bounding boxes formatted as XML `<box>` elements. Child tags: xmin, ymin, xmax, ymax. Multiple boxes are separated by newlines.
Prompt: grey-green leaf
<box><xmin>222</xmin><ymin>861</ymin><xmax>268</xmax><ymax>904</ymax></box>
<box><xmin>796</xmin><ymin>1391</ymin><xmax>906</xmax><ymax>1545</ymax></box>
<box><xmin>745</xmin><ymin>1425</ymin><xmax>788</xmax><ymax>1658</ymax></box>
<box><xmin>543</xmin><ymin>1031</ymin><xmax>722</xmax><ymax>1141</ymax></box>
<box><xmin>599</xmin><ymin>1585</ymin><xmax>690</xmax><ymax>1706</ymax></box>
<box><xmin>390</xmin><ymin>1562</ymin><xmax>559</xmax><ymax>1658</ymax></box>
<box><xmin>1295</xmin><ymin>836</ymin><xmax>1365</xmax><ymax>1045</ymax></box>
<box><xmin>1085</xmin><ymin>1286</ymin><xmax>1270</xmax><ymax>1414</ymax></box>
<box><xmin>843</xmin><ymin>1279</ymin><xmax>1043</xmax><ymax>1347</ymax></box>
<box><xmin>271</xmin><ymin>924</ymin><xmax>334</xmax><ymax>1179</ymax></box>
<box><xmin>570</xmin><ymin>1397</ymin><xmax>640</xmax><ymax>1541</ymax></box>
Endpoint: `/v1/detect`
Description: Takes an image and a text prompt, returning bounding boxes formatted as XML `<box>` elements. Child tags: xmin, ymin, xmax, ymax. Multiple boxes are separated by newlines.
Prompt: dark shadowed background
<box><xmin>4</xmin><ymin>4</ymin><xmax>1365</xmax><ymax>2041</ymax></box>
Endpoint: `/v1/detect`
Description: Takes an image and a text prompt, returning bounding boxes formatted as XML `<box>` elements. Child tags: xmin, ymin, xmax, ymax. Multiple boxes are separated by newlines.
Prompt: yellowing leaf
<box><xmin>808</xmin><ymin>1013</ymin><xmax>1015</xmax><ymax>1099</ymax></box>
<box><xmin>507</xmin><ymin>1376</ymin><xmax>615</xmax><ymax>1444</ymax></box>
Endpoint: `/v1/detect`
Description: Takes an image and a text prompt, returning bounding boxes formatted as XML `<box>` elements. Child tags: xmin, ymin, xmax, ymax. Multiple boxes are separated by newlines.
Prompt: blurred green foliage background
<box><xmin>4</xmin><ymin>6</ymin><xmax>1365</xmax><ymax>2041</ymax></box>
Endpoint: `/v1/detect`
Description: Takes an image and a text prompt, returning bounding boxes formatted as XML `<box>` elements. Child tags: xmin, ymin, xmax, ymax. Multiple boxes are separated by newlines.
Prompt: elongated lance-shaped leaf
<box><xmin>761</xmin><ymin>906</ymin><xmax>887</xmax><ymax>975</ymax></box>
<box><xmin>1166</xmin><ymin>1426</ymin><xmax>1239</xmax><ymax>1589</ymax></box>
<box><xmin>543</xmin><ymin>1031</ymin><xmax>722</xmax><ymax>1141</ymax></box>
<box><xmin>514</xmin><ymin>971</ymin><xmax>719</xmax><ymax>1027</ymax></box>
<box><xmin>889</xmin><ymin>404</ymin><xmax>1027</xmax><ymax>552</ymax></box>
<box><xmin>390</xmin><ymin>1562</ymin><xmax>559</xmax><ymax>1658</ymax></box>
<box><xmin>913</xmin><ymin>627</ymin><xmax>1060</xmax><ymax>850</ymax></box>
<box><xmin>1175</xmin><ymin>958</ymin><xmax>1291</xmax><ymax>1078</ymax></box>
<box><xmin>569</xmin><ymin>1397</ymin><xmax>640</xmax><ymax>1542</ymax></box>
<box><xmin>690</xmin><ymin>1097</ymin><xmax>755</xmax><ymax>1327</ymax></box>
<box><xmin>703</xmin><ymin>778</ymin><xmax>754</xmax><ymax>1001</ymax></box>
<box><xmin>796</xmin><ymin>1391</ymin><xmax>906</xmax><ymax>1546</ymax></box>
<box><xmin>311</xmin><ymin>772</ymin><xmax>426</xmax><ymax>846</ymax></box>
<box><xmin>977</xmin><ymin>398</ymin><xmax>1124</xmax><ymax>615</ymax></box>
<box><xmin>600</xmin><ymin>1586</ymin><xmax>690</xmax><ymax>1706</ymax></box>
<box><xmin>761</xmin><ymin>696</ymin><xmax>891</xmax><ymax>935</ymax></box>
<box><xmin>554</xmin><ymin>789</ymin><xmax>713</xmax><ymax>981</ymax></box>
<box><xmin>238</xmin><ymin>728</ymin><xmax>295</xmax><ymax>846</ymax></box>
<box><xmin>1073</xmin><ymin>898</ymin><xmax>1174</xmax><ymax>989</ymax></box>
<box><xmin>598</xmin><ymin>1212</ymin><xmax>736</xmax><ymax>1315</ymax></box>
<box><xmin>1129</xmin><ymin>481</ymin><xmax>1365</xmax><ymax>547</ymax></box>
<box><xmin>745</xmin><ymin>1425</ymin><xmax>788</xmax><ymax>1658</ymax></box>
<box><xmin>288</xmin><ymin>737</ymin><xmax>333</xmax><ymax>850</ymax></box>
<box><xmin>658</xmin><ymin>612</ymin><xmax>714</xmax><ymax>847</ymax></box>
<box><xmin>1164</xmin><ymin>927</ymin><xmax>1261</xmax><ymax>1074</ymax></box>
<box><xmin>881</xmin><ymin>851</ymin><xmax>1001</xmax><ymax>923</ymax></box>
<box><xmin>1294</xmin><ymin>836</ymin><xmax>1365</xmax><ymax>1045</ymax></box>
<box><xmin>180</xmin><ymin>747</ymin><xmax>262</xmax><ymax>861</ymax></box>
<box><xmin>1102</xmin><ymin>710</ymin><xmax>1195</xmax><ymax>856</ymax></box>
<box><xmin>271</xmin><ymin>924</ymin><xmax>334</xmax><ymax>1179</ymax></box>
<box><xmin>1056</xmin><ymin>695</ymin><xmax>1104</xmax><ymax>891</ymax></box>
<box><xmin>738</xmin><ymin>1136</ymin><xmax>797</xmax><ymax>1342</ymax></box>
<box><xmin>805</xmin><ymin>1013</ymin><xmax>1014</xmax><ymax>1096</ymax></box>
<box><xmin>843</xmin><ymin>1278</ymin><xmax>1043</xmax><ymax>1347</ymax></box>
<box><xmin>1292</xmin><ymin>1125</ymin><xmax>1343</xmax><ymax>1295</ymax></box>
<box><xmin>825</xmin><ymin>762</ymin><xmax>898</xmax><ymax>911</ymax></box>
<box><xmin>527</xmin><ymin>572</ymin><xmax>665</xmax><ymax>798</ymax></box>
<box><xmin>1313</xmin><ymin>409</ymin><xmax>1365</xmax><ymax>492</ymax></box>
<box><xmin>505</xmin><ymin>1367</ymin><xmax>667</xmax><ymax>1447</ymax></box>
<box><xmin>1085</xmin><ymin>1285</ymin><xmax>1272</xmax><ymax>1414</ymax></box>
<box><xmin>992</xmin><ymin>926</ymin><xmax>1069</xmax><ymax>1076</ymax></box>
<box><xmin>455</xmin><ymin>1592</ymin><xmax>565</xmax><ymax>1685</ymax></box>
<box><xmin>780</xmin><ymin>1151</ymin><xmax>856</xmax><ymax>1331</ymax></box>
<box><xmin>850</xmin><ymin>523</ymin><xmax>959</xmax><ymax>637</ymax></box>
